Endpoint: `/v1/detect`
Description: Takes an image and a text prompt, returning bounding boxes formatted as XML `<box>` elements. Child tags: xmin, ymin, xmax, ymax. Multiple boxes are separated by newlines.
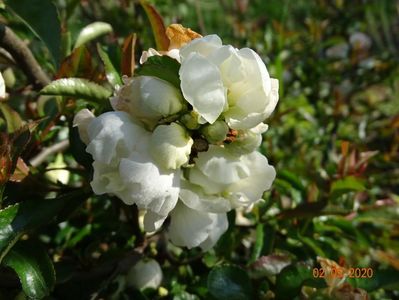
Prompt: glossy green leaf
<box><xmin>208</xmin><ymin>265</ymin><xmax>253</xmax><ymax>300</ymax></box>
<box><xmin>74</xmin><ymin>22</ymin><xmax>113</xmax><ymax>48</ymax></box>
<box><xmin>136</xmin><ymin>55</ymin><xmax>180</xmax><ymax>89</ymax></box>
<box><xmin>0</xmin><ymin>190</ymin><xmax>90</xmax><ymax>262</ymax></box>
<box><xmin>97</xmin><ymin>44</ymin><xmax>122</xmax><ymax>87</ymax></box>
<box><xmin>6</xmin><ymin>0</ymin><xmax>61</xmax><ymax>66</ymax></box>
<box><xmin>41</xmin><ymin>78</ymin><xmax>112</xmax><ymax>101</ymax></box>
<box><xmin>2</xmin><ymin>240</ymin><xmax>55</xmax><ymax>299</ymax></box>
<box><xmin>275</xmin><ymin>263</ymin><xmax>326</xmax><ymax>300</ymax></box>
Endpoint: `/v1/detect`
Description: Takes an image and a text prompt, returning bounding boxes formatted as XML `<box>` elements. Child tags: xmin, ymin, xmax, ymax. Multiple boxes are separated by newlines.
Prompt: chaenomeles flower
<box><xmin>179</xmin><ymin>35</ymin><xmax>279</xmax><ymax>128</ymax></box>
<box><xmin>74</xmin><ymin>24</ymin><xmax>279</xmax><ymax>251</ymax></box>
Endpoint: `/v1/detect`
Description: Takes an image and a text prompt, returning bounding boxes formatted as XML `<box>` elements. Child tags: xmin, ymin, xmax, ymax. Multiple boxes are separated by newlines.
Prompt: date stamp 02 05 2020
<box><xmin>312</xmin><ymin>267</ymin><xmax>374</xmax><ymax>279</ymax></box>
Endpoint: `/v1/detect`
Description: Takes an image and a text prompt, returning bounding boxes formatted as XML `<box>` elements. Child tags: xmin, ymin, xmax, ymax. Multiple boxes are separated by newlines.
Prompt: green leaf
<box><xmin>136</xmin><ymin>55</ymin><xmax>181</xmax><ymax>89</ymax></box>
<box><xmin>97</xmin><ymin>44</ymin><xmax>122</xmax><ymax>87</ymax></box>
<box><xmin>208</xmin><ymin>265</ymin><xmax>253</xmax><ymax>300</ymax></box>
<box><xmin>330</xmin><ymin>176</ymin><xmax>366</xmax><ymax>200</ymax></box>
<box><xmin>6</xmin><ymin>0</ymin><xmax>61</xmax><ymax>66</ymax></box>
<box><xmin>0</xmin><ymin>190</ymin><xmax>90</xmax><ymax>262</ymax></box>
<box><xmin>249</xmin><ymin>224</ymin><xmax>264</xmax><ymax>263</ymax></box>
<box><xmin>41</xmin><ymin>78</ymin><xmax>112</xmax><ymax>101</ymax></box>
<box><xmin>275</xmin><ymin>263</ymin><xmax>326</xmax><ymax>300</ymax></box>
<box><xmin>2</xmin><ymin>240</ymin><xmax>55</xmax><ymax>299</ymax></box>
<box><xmin>0</xmin><ymin>103</ymin><xmax>23</xmax><ymax>133</ymax></box>
<box><xmin>74</xmin><ymin>22</ymin><xmax>113</xmax><ymax>48</ymax></box>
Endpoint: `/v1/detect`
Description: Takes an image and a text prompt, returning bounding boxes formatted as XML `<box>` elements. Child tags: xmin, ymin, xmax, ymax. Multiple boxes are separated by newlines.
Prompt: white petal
<box><xmin>143</xmin><ymin>211</ymin><xmax>167</xmax><ymax>232</ymax></box>
<box><xmin>149</xmin><ymin>123</ymin><xmax>193</xmax><ymax>169</ymax></box>
<box><xmin>119</xmin><ymin>152</ymin><xmax>179</xmax><ymax>216</ymax></box>
<box><xmin>86</xmin><ymin>111</ymin><xmax>149</xmax><ymax>165</ymax></box>
<box><xmin>226</xmin><ymin>151</ymin><xmax>276</xmax><ymax>207</ymax></box>
<box><xmin>194</xmin><ymin>145</ymin><xmax>250</xmax><ymax>185</ymax></box>
<box><xmin>179</xmin><ymin>35</ymin><xmax>222</xmax><ymax>61</ymax></box>
<box><xmin>90</xmin><ymin>161</ymin><xmax>125</xmax><ymax>196</ymax></box>
<box><xmin>198</xmin><ymin>212</ymin><xmax>228</xmax><ymax>251</ymax></box>
<box><xmin>73</xmin><ymin>109</ymin><xmax>95</xmax><ymax>144</ymax></box>
<box><xmin>179</xmin><ymin>53</ymin><xmax>226</xmax><ymax>124</ymax></box>
<box><xmin>179</xmin><ymin>180</ymin><xmax>231</xmax><ymax>213</ymax></box>
<box><xmin>0</xmin><ymin>72</ymin><xmax>5</xmax><ymax>98</ymax></box>
<box><xmin>168</xmin><ymin>202</ymin><xmax>228</xmax><ymax>250</ymax></box>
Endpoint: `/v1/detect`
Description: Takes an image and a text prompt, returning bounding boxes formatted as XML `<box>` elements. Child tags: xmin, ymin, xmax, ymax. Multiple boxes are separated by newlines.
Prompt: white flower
<box><xmin>186</xmin><ymin>145</ymin><xmax>276</xmax><ymax>209</ymax></box>
<box><xmin>110</xmin><ymin>76</ymin><xmax>184</xmax><ymax>128</ymax></box>
<box><xmin>75</xmin><ymin>110</ymin><xmax>179</xmax><ymax>227</ymax></box>
<box><xmin>149</xmin><ymin>123</ymin><xmax>193</xmax><ymax>169</ymax></box>
<box><xmin>168</xmin><ymin>202</ymin><xmax>228</xmax><ymax>251</ymax></box>
<box><xmin>126</xmin><ymin>258</ymin><xmax>163</xmax><ymax>290</ymax></box>
<box><xmin>179</xmin><ymin>35</ymin><xmax>279</xmax><ymax>129</ymax></box>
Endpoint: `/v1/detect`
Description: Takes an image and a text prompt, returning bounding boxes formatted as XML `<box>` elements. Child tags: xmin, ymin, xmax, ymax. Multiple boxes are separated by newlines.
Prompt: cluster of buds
<box><xmin>74</xmin><ymin>24</ymin><xmax>279</xmax><ymax>250</ymax></box>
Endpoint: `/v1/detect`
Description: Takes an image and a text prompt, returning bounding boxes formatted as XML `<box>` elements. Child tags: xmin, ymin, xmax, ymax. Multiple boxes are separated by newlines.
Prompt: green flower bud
<box><xmin>201</xmin><ymin>121</ymin><xmax>229</xmax><ymax>144</ymax></box>
<box><xmin>180</xmin><ymin>112</ymin><xmax>201</xmax><ymax>130</ymax></box>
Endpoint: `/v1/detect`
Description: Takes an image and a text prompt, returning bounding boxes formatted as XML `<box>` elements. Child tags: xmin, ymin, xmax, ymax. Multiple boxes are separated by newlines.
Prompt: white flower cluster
<box><xmin>74</xmin><ymin>29</ymin><xmax>278</xmax><ymax>251</ymax></box>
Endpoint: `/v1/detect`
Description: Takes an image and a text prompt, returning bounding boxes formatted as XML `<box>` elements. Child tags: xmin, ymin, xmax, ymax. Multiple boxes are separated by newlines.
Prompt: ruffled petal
<box><xmin>194</xmin><ymin>145</ymin><xmax>250</xmax><ymax>185</ymax></box>
<box><xmin>226</xmin><ymin>151</ymin><xmax>276</xmax><ymax>207</ymax></box>
<box><xmin>168</xmin><ymin>202</ymin><xmax>228</xmax><ymax>250</ymax></box>
<box><xmin>119</xmin><ymin>152</ymin><xmax>179</xmax><ymax>216</ymax></box>
<box><xmin>179</xmin><ymin>180</ymin><xmax>231</xmax><ymax>213</ymax></box>
<box><xmin>86</xmin><ymin>111</ymin><xmax>149</xmax><ymax>165</ymax></box>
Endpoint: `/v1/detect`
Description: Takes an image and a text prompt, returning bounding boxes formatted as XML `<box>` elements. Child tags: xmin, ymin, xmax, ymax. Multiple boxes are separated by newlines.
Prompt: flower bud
<box><xmin>180</xmin><ymin>112</ymin><xmax>200</xmax><ymax>130</ymax></box>
<box><xmin>126</xmin><ymin>258</ymin><xmax>163</xmax><ymax>290</ymax></box>
<box><xmin>201</xmin><ymin>120</ymin><xmax>229</xmax><ymax>144</ymax></box>
<box><xmin>111</xmin><ymin>76</ymin><xmax>184</xmax><ymax>128</ymax></box>
<box><xmin>150</xmin><ymin>123</ymin><xmax>193</xmax><ymax>169</ymax></box>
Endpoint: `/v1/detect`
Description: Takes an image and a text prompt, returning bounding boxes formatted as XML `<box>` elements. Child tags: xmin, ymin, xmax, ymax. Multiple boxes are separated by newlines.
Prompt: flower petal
<box><xmin>226</xmin><ymin>151</ymin><xmax>276</xmax><ymax>207</ymax></box>
<box><xmin>179</xmin><ymin>180</ymin><xmax>231</xmax><ymax>213</ymax></box>
<box><xmin>86</xmin><ymin>111</ymin><xmax>149</xmax><ymax>165</ymax></box>
<box><xmin>179</xmin><ymin>53</ymin><xmax>226</xmax><ymax>124</ymax></box>
<box><xmin>179</xmin><ymin>35</ymin><xmax>222</xmax><ymax>61</ymax></box>
<box><xmin>119</xmin><ymin>152</ymin><xmax>179</xmax><ymax>216</ymax></box>
<box><xmin>168</xmin><ymin>202</ymin><xmax>228</xmax><ymax>250</ymax></box>
<box><xmin>73</xmin><ymin>109</ymin><xmax>95</xmax><ymax>144</ymax></box>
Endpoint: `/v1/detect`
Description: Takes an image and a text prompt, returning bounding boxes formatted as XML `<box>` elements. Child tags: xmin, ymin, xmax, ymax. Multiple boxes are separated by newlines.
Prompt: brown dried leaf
<box><xmin>166</xmin><ymin>24</ymin><xmax>202</xmax><ymax>49</ymax></box>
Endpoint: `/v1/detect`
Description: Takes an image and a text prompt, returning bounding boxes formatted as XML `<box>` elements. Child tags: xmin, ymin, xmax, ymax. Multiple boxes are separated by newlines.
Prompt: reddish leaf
<box><xmin>140</xmin><ymin>0</ymin><xmax>169</xmax><ymax>51</ymax></box>
<box><xmin>121</xmin><ymin>33</ymin><xmax>137</xmax><ymax>77</ymax></box>
<box><xmin>56</xmin><ymin>45</ymin><xmax>93</xmax><ymax>79</ymax></box>
<box><xmin>9</xmin><ymin>157</ymin><xmax>29</xmax><ymax>182</ymax></box>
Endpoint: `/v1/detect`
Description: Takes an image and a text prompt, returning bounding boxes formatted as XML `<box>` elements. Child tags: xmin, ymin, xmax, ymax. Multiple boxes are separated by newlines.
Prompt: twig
<box><xmin>29</xmin><ymin>139</ymin><xmax>69</xmax><ymax>167</ymax></box>
<box><xmin>0</xmin><ymin>24</ymin><xmax>51</xmax><ymax>89</ymax></box>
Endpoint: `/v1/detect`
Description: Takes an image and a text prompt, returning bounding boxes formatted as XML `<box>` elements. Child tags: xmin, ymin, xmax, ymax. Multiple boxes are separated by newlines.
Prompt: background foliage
<box><xmin>0</xmin><ymin>0</ymin><xmax>398</xmax><ymax>299</ymax></box>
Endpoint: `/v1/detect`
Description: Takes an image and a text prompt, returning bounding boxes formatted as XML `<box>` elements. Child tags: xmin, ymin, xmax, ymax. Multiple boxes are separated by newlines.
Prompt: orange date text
<box><xmin>312</xmin><ymin>267</ymin><xmax>373</xmax><ymax>279</ymax></box>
